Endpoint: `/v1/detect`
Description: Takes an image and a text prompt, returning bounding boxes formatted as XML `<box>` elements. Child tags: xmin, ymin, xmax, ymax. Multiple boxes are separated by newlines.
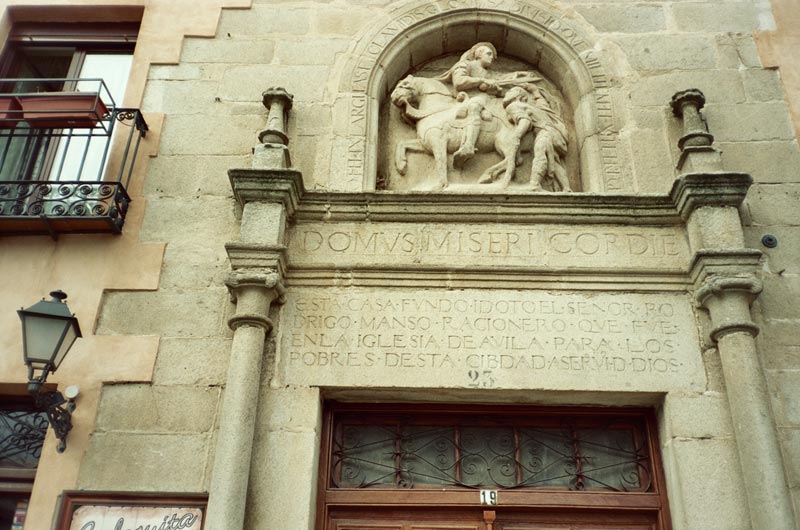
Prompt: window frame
<box><xmin>317</xmin><ymin>402</ymin><xmax>673</xmax><ymax>530</ymax></box>
<box><xmin>0</xmin><ymin>23</ymin><xmax>138</xmax><ymax>183</ymax></box>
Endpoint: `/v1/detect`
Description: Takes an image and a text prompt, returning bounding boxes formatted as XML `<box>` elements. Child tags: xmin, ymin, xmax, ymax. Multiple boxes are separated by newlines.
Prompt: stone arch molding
<box><xmin>337</xmin><ymin>0</ymin><xmax>628</xmax><ymax>193</ymax></box>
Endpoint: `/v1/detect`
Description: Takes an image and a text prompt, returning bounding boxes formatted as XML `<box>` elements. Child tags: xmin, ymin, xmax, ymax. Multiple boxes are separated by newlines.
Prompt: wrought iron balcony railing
<box><xmin>0</xmin><ymin>78</ymin><xmax>148</xmax><ymax>237</ymax></box>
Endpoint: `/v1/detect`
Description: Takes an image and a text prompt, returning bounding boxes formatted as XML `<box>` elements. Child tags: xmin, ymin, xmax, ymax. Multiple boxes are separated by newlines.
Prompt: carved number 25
<box><xmin>468</xmin><ymin>370</ymin><xmax>495</xmax><ymax>388</ymax></box>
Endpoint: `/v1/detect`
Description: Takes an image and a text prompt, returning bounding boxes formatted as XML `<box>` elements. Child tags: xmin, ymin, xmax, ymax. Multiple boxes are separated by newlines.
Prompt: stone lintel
<box><xmin>228</xmin><ymin>168</ymin><xmax>305</xmax><ymax>216</ymax></box>
<box><xmin>225</xmin><ymin>242</ymin><xmax>287</xmax><ymax>279</ymax></box>
<box><xmin>670</xmin><ymin>172</ymin><xmax>753</xmax><ymax>220</ymax></box>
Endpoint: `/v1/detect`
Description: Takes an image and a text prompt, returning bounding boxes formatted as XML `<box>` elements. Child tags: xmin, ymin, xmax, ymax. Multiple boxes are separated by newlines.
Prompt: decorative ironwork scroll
<box><xmin>332</xmin><ymin>417</ymin><xmax>652</xmax><ymax>492</ymax></box>
<box><xmin>0</xmin><ymin>181</ymin><xmax>130</xmax><ymax>232</ymax></box>
<box><xmin>0</xmin><ymin>409</ymin><xmax>47</xmax><ymax>468</ymax></box>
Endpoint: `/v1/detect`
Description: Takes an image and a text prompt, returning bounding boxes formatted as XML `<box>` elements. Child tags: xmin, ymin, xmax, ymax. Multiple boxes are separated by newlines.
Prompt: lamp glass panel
<box><xmin>22</xmin><ymin>315</ymin><xmax>70</xmax><ymax>365</ymax></box>
<box><xmin>52</xmin><ymin>323</ymin><xmax>78</xmax><ymax>370</ymax></box>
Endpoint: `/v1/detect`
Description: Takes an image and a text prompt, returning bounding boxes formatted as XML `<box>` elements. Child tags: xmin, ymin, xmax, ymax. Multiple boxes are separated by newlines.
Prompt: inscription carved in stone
<box><xmin>288</xmin><ymin>223</ymin><xmax>690</xmax><ymax>270</ymax></box>
<box><xmin>278</xmin><ymin>289</ymin><xmax>705</xmax><ymax>392</ymax></box>
<box><xmin>388</xmin><ymin>42</ymin><xmax>572</xmax><ymax>192</ymax></box>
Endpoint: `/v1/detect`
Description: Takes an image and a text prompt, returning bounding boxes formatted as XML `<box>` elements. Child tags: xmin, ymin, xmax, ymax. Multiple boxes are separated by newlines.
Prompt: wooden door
<box><xmin>328</xmin><ymin>508</ymin><xmax>656</xmax><ymax>530</ymax></box>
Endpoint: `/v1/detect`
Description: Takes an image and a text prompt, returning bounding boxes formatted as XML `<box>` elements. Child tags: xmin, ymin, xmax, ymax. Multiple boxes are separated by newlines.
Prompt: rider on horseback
<box><xmin>437</xmin><ymin>42</ymin><xmax>502</xmax><ymax>168</ymax></box>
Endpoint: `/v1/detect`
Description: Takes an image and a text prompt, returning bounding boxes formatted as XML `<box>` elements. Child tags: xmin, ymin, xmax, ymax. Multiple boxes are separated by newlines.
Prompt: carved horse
<box><xmin>390</xmin><ymin>75</ymin><xmax>522</xmax><ymax>190</ymax></box>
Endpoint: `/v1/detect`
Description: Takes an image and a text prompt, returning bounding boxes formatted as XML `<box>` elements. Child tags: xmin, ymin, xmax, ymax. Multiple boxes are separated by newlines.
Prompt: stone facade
<box><xmin>1</xmin><ymin>0</ymin><xmax>799</xmax><ymax>529</ymax></box>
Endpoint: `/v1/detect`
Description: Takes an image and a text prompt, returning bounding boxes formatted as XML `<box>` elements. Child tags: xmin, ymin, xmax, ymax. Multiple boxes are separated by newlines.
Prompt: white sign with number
<box><xmin>479</xmin><ymin>490</ymin><xmax>498</xmax><ymax>505</ymax></box>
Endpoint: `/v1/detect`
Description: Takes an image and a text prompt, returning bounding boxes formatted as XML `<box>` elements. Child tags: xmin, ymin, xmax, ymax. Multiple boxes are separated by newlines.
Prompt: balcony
<box><xmin>0</xmin><ymin>79</ymin><xmax>147</xmax><ymax>237</ymax></box>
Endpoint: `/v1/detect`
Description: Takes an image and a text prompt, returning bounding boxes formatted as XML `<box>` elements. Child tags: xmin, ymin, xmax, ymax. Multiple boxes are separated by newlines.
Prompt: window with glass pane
<box><xmin>330</xmin><ymin>409</ymin><xmax>652</xmax><ymax>492</ymax></box>
<box><xmin>0</xmin><ymin>23</ymin><xmax>136</xmax><ymax>182</ymax></box>
<box><xmin>0</xmin><ymin>399</ymin><xmax>46</xmax><ymax>530</ymax></box>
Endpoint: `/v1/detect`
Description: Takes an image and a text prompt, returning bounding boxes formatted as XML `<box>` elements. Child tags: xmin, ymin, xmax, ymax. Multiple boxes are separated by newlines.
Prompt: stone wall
<box><xmin>67</xmin><ymin>0</ymin><xmax>800</xmax><ymax>529</ymax></box>
<box><xmin>753</xmin><ymin>0</ymin><xmax>800</xmax><ymax>519</ymax></box>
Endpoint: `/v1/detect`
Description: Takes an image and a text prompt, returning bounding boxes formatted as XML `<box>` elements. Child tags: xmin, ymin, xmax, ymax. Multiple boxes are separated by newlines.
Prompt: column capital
<box><xmin>262</xmin><ymin>87</ymin><xmax>294</xmax><ymax>113</ymax></box>
<box><xmin>225</xmin><ymin>269</ymin><xmax>287</xmax><ymax>331</ymax></box>
<box><xmin>671</xmin><ymin>88</ymin><xmax>706</xmax><ymax>116</ymax></box>
<box><xmin>691</xmin><ymin>249</ymin><xmax>763</xmax><ymax>341</ymax></box>
<box><xmin>690</xmin><ymin>249</ymin><xmax>762</xmax><ymax>289</ymax></box>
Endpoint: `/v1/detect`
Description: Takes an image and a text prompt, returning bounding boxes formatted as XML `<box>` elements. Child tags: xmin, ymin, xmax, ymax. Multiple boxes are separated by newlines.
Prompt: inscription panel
<box><xmin>288</xmin><ymin>223</ymin><xmax>689</xmax><ymax>270</ymax></box>
<box><xmin>277</xmin><ymin>289</ymin><xmax>705</xmax><ymax>392</ymax></box>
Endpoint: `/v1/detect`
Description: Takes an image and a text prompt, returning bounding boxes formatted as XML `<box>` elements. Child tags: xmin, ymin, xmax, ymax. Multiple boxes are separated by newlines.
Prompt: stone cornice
<box><xmin>292</xmin><ymin>191</ymin><xmax>682</xmax><ymax>225</ymax></box>
<box><xmin>221</xmin><ymin>172</ymin><xmax>751</xmax><ymax>226</ymax></box>
<box><xmin>670</xmin><ymin>172</ymin><xmax>753</xmax><ymax>220</ymax></box>
<box><xmin>228</xmin><ymin>168</ymin><xmax>305</xmax><ymax>217</ymax></box>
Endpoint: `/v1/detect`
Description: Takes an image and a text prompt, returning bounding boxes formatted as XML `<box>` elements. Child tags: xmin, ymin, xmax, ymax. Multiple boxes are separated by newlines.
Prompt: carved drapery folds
<box><xmin>385</xmin><ymin>42</ymin><xmax>575</xmax><ymax>193</ymax></box>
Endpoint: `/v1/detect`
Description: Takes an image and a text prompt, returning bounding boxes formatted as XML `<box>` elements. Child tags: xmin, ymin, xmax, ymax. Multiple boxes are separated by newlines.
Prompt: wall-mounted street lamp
<box><xmin>17</xmin><ymin>290</ymin><xmax>82</xmax><ymax>453</ymax></box>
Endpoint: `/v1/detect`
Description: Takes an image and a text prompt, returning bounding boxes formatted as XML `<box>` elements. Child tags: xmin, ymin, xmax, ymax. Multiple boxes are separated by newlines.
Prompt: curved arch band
<box><xmin>336</xmin><ymin>0</ymin><xmax>628</xmax><ymax>193</ymax></box>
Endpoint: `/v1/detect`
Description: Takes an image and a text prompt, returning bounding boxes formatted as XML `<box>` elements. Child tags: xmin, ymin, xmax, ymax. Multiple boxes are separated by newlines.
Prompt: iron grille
<box><xmin>0</xmin><ymin>409</ymin><xmax>47</xmax><ymax>468</ymax></box>
<box><xmin>331</xmin><ymin>411</ymin><xmax>653</xmax><ymax>492</ymax></box>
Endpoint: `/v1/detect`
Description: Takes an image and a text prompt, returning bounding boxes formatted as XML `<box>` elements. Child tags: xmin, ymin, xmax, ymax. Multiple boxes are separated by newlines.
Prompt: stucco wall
<box><xmin>0</xmin><ymin>1</ymin><xmax>248</xmax><ymax>528</ymax></box>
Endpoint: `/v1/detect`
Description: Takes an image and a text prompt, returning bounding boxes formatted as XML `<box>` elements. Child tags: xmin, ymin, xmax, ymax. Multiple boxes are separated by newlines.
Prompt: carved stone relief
<box><xmin>383</xmin><ymin>43</ymin><xmax>577</xmax><ymax>192</ymax></box>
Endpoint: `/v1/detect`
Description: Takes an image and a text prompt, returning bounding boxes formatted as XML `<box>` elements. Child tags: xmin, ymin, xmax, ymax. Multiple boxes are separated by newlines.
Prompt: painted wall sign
<box><xmin>56</xmin><ymin>493</ymin><xmax>206</xmax><ymax>530</ymax></box>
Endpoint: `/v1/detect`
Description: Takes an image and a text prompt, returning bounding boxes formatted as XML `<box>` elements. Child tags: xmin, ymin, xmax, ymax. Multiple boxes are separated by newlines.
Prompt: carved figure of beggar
<box><xmin>390</xmin><ymin>42</ymin><xmax>572</xmax><ymax>192</ymax></box>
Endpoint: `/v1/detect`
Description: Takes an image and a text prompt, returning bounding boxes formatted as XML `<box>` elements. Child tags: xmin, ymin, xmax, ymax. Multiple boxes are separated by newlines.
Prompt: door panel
<box><xmin>329</xmin><ymin>509</ymin><xmax>656</xmax><ymax>530</ymax></box>
<box><xmin>334</xmin><ymin>523</ymin><xmax>404</xmax><ymax>530</ymax></box>
<box><xmin>410</xmin><ymin>525</ymin><xmax>482</xmax><ymax>530</ymax></box>
<box><xmin>334</xmin><ymin>523</ymin><xmax>480</xmax><ymax>530</ymax></box>
<box><xmin>498</xmin><ymin>523</ymin><xmax>653</xmax><ymax>530</ymax></box>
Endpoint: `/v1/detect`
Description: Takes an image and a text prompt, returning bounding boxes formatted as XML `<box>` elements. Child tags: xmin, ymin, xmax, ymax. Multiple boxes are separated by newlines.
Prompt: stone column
<box><xmin>208</xmin><ymin>87</ymin><xmax>305</xmax><ymax>530</ymax></box>
<box><xmin>671</xmin><ymin>89</ymin><xmax>796</xmax><ymax>529</ymax></box>
<box><xmin>205</xmin><ymin>270</ymin><xmax>285</xmax><ymax>530</ymax></box>
<box><xmin>693</xmin><ymin>266</ymin><xmax>795</xmax><ymax>530</ymax></box>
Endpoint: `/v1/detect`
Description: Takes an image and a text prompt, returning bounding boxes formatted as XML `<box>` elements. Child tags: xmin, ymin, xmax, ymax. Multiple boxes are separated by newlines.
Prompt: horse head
<box><xmin>391</xmin><ymin>75</ymin><xmax>423</xmax><ymax>125</ymax></box>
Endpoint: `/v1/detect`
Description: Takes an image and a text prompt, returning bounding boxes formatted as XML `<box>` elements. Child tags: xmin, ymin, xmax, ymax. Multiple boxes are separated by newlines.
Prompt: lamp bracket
<box><xmin>31</xmin><ymin>389</ymin><xmax>74</xmax><ymax>453</ymax></box>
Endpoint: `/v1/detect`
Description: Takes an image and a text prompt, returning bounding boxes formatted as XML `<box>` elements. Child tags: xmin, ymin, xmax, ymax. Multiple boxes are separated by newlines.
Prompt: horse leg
<box><xmin>430</xmin><ymin>134</ymin><xmax>449</xmax><ymax>190</ymax></box>
<box><xmin>486</xmin><ymin>125</ymin><xmax>524</xmax><ymax>188</ymax></box>
<box><xmin>478</xmin><ymin>160</ymin><xmax>509</xmax><ymax>186</ymax></box>
<box><xmin>395</xmin><ymin>138</ymin><xmax>426</xmax><ymax>176</ymax></box>
<box><xmin>496</xmin><ymin>136</ymin><xmax>522</xmax><ymax>188</ymax></box>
